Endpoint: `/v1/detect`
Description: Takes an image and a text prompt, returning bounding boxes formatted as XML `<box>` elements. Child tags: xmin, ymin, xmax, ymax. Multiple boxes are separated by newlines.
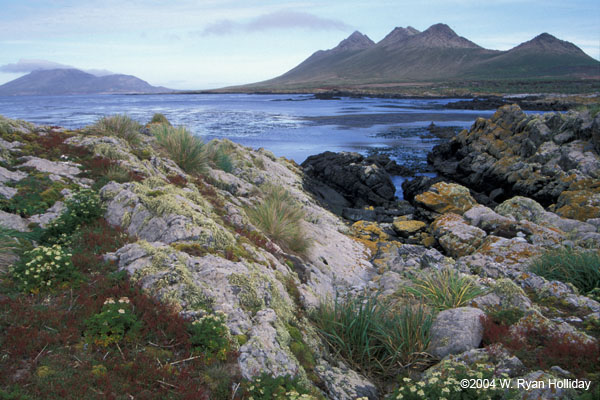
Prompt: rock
<box><xmin>372</xmin><ymin>242</ymin><xmax>452</xmax><ymax>274</ymax></box>
<box><xmin>0</xmin><ymin>184</ymin><xmax>18</xmax><ymax>199</ymax></box>
<box><xmin>0</xmin><ymin>210</ymin><xmax>29</xmax><ymax>232</ymax></box>
<box><xmin>401</xmin><ymin>175</ymin><xmax>448</xmax><ymax>203</ymax></box>
<box><xmin>18</xmin><ymin>156</ymin><xmax>81</xmax><ymax>177</ymax></box>
<box><xmin>431</xmin><ymin>213</ymin><xmax>486</xmax><ymax>258</ymax></box>
<box><xmin>513</xmin><ymin>370</ymin><xmax>576</xmax><ymax>399</ymax></box>
<box><xmin>342</xmin><ymin>207</ymin><xmax>377</xmax><ymax>222</ymax></box>
<box><xmin>392</xmin><ymin>219</ymin><xmax>427</xmax><ymax>237</ymax></box>
<box><xmin>414</xmin><ymin>182</ymin><xmax>477</xmax><ymax>217</ymax></box>
<box><xmin>445</xmin><ymin>344</ymin><xmax>526</xmax><ymax>377</ymax></box>
<box><xmin>28</xmin><ymin>201</ymin><xmax>65</xmax><ymax>227</ymax></box>
<box><xmin>302</xmin><ymin>151</ymin><xmax>396</xmax><ymax>211</ymax></box>
<box><xmin>428</xmin><ymin>105</ymin><xmax>600</xmax><ymax>217</ymax></box>
<box><xmin>239</xmin><ymin>309</ymin><xmax>299</xmax><ymax>379</ymax></box>
<box><xmin>495</xmin><ymin>196</ymin><xmax>546</xmax><ymax>222</ymax></box>
<box><xmin>0</xmin><ymin>165</ymin><xmax>27</xmax><ymax>183</ymax></box>
<box><xmin>428</xmin><ymin>307</ymin><xmax>486</xmax><ymax>359</ymax></box>
<box><xmin>315</xmin><ymin>360</ymin><xmax>378</xmax><ymax>400</ymax></box>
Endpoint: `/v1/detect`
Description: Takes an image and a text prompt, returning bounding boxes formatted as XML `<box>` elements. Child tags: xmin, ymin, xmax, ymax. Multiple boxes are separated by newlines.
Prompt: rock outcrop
<box><xmin>301</xmin><ymin>151</ymin><xmax>397</xmax><ymax>212</ymax></box>
<box><xmin>428</xmin><ymin>104</ymin><xmax>600</xmax><ymax>221</ymax></box>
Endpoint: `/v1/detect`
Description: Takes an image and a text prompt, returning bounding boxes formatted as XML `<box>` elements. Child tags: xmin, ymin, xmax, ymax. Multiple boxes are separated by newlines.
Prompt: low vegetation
<box><xmin>311</xmin><ymin>291</ymin><xmax>433</xmax><ymax>380</ymax></box>
<box><xmin>90</xmin><ymin>114</ymin><xmax>142</xmax><ymax>146</ymax></box>
<box><xmin>246</xmin><ymin>185</ymin><xmax>310</xmax><ymax>255</ymax></box>
<box><xmin>151</xmin><ymin>123</ymin><xmax>207</xmax><ymax>174</ymax></box>
<box><xmin>405</xmin><ymin>268</ymin><xmax>485</xmax><ymax>311</ymax></box>
<box><xmin>0</xmin><ymin>187</ymin><xmax>241</xmax><ymax>399</ymax></box>
<box><xmin>529</xmin><ymin>247</ymin><xmax>600</xmax><ymax>295</ymax></box>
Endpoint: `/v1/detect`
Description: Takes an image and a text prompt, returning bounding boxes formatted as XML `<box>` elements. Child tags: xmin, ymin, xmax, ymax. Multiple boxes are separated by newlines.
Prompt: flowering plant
<box><xmin>11</xmin><ymin>244</ymin><xmax>76</xmax><ymax>292</ymax></box>
<box><xmin>189</xmin><ymin>311</ymin><xmax>232</xmax><ymax>362</ymax></box>
<box><xmin>386</xmin><ymin>361</ymin><xmax>516</xmax><ymax>400</ymax></box>
<box><xmin>84</xmin><ymin>296</ymin><xmax>141</xmax><ymax>346</ymax></box>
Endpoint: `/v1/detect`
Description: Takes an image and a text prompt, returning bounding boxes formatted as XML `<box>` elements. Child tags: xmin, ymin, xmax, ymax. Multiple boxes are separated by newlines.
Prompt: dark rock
<box><xmin>428</xmin><ymin>105</ymin><xmax>600</xmax><ymax>210</ymax></box>
<box><xmin>427</xmin><ymin>122</ymin><xmax>458</xmax><ymax>139</ymax></box>
<box><xmin>401</xmin><ymin>175</ymin><xmax>448</xmax><ymax>203</ymax></box>
<box><xmin>342</xmin><ymin>208</ymin><xmax>377</xmax><ymax>222</ymax></box>
<box><xmin>302</xmin><ymin>151</ymin><xmax>397</xmax><ymax>211</ymax></box>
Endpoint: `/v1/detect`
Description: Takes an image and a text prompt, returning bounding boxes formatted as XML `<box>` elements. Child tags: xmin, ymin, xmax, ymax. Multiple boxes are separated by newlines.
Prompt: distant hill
<box><xmin>232</xmin><ymin>23</ymin><xmax>600</xmax><ymax>91</ymax></box>
<box><xmin>0</xmin><ymin>69</ymin><xmax>171</xmax><ymax>96</ymax></box>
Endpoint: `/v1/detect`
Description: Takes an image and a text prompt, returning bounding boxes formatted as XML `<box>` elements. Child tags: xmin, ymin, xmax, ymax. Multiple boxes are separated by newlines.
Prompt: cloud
<box><xmin>0</xmin><ymin>59</ymin><xmax>114</xmax><ymax>76</ymax></box>
<box><xmin>201</xmin><ymin>10</ymin><xmax>351</xmax><ymax>36</ymax></box>
<box><xmin>0</xmin><ymin>59</ymin><xmax>73</xmax><ymax>73</ymax></box>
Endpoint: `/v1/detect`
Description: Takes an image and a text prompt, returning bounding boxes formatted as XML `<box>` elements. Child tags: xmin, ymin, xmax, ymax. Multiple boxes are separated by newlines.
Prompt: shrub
<box><xmin>151</xmin><ymin>124</ymin><xmax>207</xmax><ymax>174</ymax></box>
<box><xmin>188</xmin><ymin>311</ymin><xmax>232</xmax><ymax>362</ymax></box>
<box><xmin>10</xmin><ymin>244</ymin><xmax>77</xmax><ymax>292</ymax></box>
<box><xmin>311</xmin><ymin>292</ymin><xmax>433</xmax><ymax>379</ymax></box>
<box><xmin>530</xmin><ymin>247</ymin><xmax>600</xmax><ymax>295</ymax></box>
<box><xmin>0</xmin><ymin>175</ymin><xmax>65</xmax><ymax>217</ymax></box>
<box><xmin>246</xmin><ymin>186</ymin><xmax>310</xmax><ymax>255</ymax></box>
<box><xmin>90</xmin><ymin>114</ymin><xmax>142</xmax><ymax>146</ymax></box>
<box><xmin>149</xmin><ymin>112</ymin><xmax>171</xmax><ymax>125</ymax></box>
<box><xmin>242</xmin><ymin>373</ymin><xmax>315</xmax><ymax>400</ymax></box>
<box><xmin>84</xmin><ymin>296</ymin><xmax>141</xmax><ymax>346</ymax></box>
<box><xmin>41</xmin><ymin>188</ymin><xmax>104</xmax><ymax>244</ymax></box>
<box><xmin>481</xmin><ymin>315</ymin><xmax>600</xmax><ymax>377</ymax></box>
<box><xmin>405</xmin><ymin>268</ymin><xmax>485</xmax><ymax>311</ymax></box>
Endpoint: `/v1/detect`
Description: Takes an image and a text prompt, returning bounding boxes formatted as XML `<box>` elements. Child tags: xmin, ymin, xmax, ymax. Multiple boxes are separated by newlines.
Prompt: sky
<box><xmin>0</xmin><ymin>0</ymin><xmax>598</xmax><ymax>90</ymax></box>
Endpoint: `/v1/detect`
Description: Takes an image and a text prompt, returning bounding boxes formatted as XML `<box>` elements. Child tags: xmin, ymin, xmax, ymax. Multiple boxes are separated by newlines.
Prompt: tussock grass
<box><xmin>406</xmin><ymin>268</ymin><xmax>485</xmax><ymax>311</ymax></box>
<box><xmin>205</xmin><ymin>141</ymin><xmax>234</xmax><ymax>173</ymax></box>
<box><xmin>311</xmin><ymin>292</ymin><xmax>433</xmax><ymax>379</ymax></box>
<box><xmin>530</xmin><ymin>247</ymin><xmax>600</xmax><ymax>295</ymax></box>
<box><xmin>148</xmin><ymin>113</ymin><xmax>170</xmax><ymax>125</ymax></box>
<box><xmin>91</xmin><ymin>114</ymin><xmax>142</xmax><ymax>146</ymax></box>
<box><xmin>246</xmin><ymin>186</ymin><xmax>310</xmax><ymax>255</ymax></box>
<box><xmin>151</xmin><ymin>124</ymin><xmax>207</xmax><ymax>174</ymax></box>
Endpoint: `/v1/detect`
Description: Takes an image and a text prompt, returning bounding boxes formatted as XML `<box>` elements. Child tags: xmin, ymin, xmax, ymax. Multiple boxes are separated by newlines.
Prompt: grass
<box><xmin>151</xmin><ymin>124</ymin><xmax>207</xmax><ymax>174</ymax></box>
<box><xmin>311</xmin><ymin>291</ymin><xmax>433</xmax><ymax>380</ymax></box>
<box><xmin>205</xmin><ymin>141</ymin><xmax>234</xmax><ymax>173</ymax></box>
<box><xmin>90</xmin><ymin>114</ymin><xmax>142</xmax><ymax>146</ymax></box>
<box><xmin>149</xmin><ymin>113</ymin><xmax>171</xmax><ymax>125</ymax></box>
<box><xmin>404</xmin><ymin>268</ymin><xmax>485</xmax><ymax>311</ymax></box>
<box><xmin>245</xmin><ymin>185</ymin><xmax>310</xmax><ymax>255</ymax></box>
<box><xmin>529</xmin><ymin>247</ymin><xmax>600</xmax><ymax>295</ymax></box>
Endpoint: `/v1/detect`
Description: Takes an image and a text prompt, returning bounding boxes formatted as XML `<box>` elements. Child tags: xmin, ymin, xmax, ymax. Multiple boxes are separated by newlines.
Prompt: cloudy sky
<box><xmin>0</xmin><ymin>0</ymin><xmax>598</xmax><ymax>89</ymax></box>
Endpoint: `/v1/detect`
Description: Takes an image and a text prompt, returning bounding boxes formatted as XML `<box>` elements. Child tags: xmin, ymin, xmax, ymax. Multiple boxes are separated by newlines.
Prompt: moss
<box><xmin>132</xmin><ymin>177</ymin><xmax>235</xmax><ymax>249</ymax></box>
<box><xmin>235</xmin><ymin>334</ymin><xmax>248</xmax><ymax>346</ymax></box>
<box><xmin>227</xmin><ymin>273</ymin><xmax>264</xmax><ymax>313</ymax></box>
<box><xmin>132</xmin><ymin>241</ymin><xmax>213</xmax><ymax>311</ymax></box>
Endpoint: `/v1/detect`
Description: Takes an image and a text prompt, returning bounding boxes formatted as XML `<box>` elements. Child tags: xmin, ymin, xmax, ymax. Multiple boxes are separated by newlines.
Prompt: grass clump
<box><xmin>246</xmin><ymin>186</ymin><xmax>310</xmax><ymax>255</ymax></box>
<box><xmin>405</xmin><ymin>268</ymin><xmax>484</xmax><ymax>311</ymax></box>
<box><xmin>149</xmin><ymin>112</ymin><xmax>171</xmax><ymax>125</ymax></box>
<box><xmin>151</xmin><ymin>123</ymin><xmax>207</xmax><ymax>174</ymax></box>
<box><xmin>530</xmin><ymin>247</ymin><xmax>600</xmax><ymax>295</ymax></box>
<box><xmin>311</xmin><ymin>292</ymin><xmax>433</xmax><ymax>380</ymax></box>
<box><xmin>91</xmin><ymin>114</ymin><xmax>142</xmax><ymax>146</ymax></box>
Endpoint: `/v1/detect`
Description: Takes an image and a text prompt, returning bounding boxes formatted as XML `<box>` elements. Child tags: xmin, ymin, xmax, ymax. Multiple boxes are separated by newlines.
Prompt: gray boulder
<box><xmin>428</xmin><ymin>307</ymin><xmax>486</xmax><ymax>359</ymax></box>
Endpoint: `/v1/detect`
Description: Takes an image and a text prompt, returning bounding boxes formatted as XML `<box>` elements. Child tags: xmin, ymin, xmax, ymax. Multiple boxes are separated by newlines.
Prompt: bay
<box><xmin>0</xmin><ymin>93</ymin><xmax>497</xmax><ymax>196</ymax></box>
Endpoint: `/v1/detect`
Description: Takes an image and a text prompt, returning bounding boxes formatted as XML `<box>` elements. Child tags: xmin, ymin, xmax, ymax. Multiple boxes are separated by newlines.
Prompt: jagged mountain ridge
<box><xmin>239</xmin><ymin>23</ymin><xmax>599</xmax><ymax>89</ymax></box>
<box><xmin>0</xmin><ymin>68</ymin><xmax>171</xmax><ymax>96</ymax></box>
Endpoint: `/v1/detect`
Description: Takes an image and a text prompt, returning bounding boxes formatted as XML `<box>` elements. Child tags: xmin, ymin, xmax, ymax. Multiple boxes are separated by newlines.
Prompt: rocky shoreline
<box><xmin>1</xmin><ymin>106</ymin><xmax>599</xmax><ymax>399</ymax></box>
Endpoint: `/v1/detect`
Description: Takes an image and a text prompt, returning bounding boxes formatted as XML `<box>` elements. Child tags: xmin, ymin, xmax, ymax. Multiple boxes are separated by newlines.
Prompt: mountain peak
<box><xmin>415</xmin><ymin>23</ymin><xmax>481</xmax><ymax>48</ymax></box>
<box><xmin>332</xmin><ymin>31</ymin><xmax>375</xmax><ymax>52</ymax></box>
<box><xmin>378</xmin><ymin>26</ymin><xmax>420</xmax><ymax>47</ymax></box>
<box><xmin>511</xmin><ymin>32</ymin><xmax>588</xmax><ymax>55</ymax></box>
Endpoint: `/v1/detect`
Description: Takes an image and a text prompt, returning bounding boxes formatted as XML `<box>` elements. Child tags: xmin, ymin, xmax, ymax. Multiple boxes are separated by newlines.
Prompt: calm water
<box><xmin>0</xmin><ymin>93</ymin><xmax>497</xmax><ymax>196</ymax></box>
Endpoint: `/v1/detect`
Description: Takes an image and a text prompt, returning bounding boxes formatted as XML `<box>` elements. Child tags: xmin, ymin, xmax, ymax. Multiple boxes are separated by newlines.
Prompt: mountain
<box><xmin>235</xmin><ymin>24</ymin><xmax>600</xmax><ymax>91</ymax></box>
<box><xmin>0</xmin><ymin>69</ymin><xmax>170</xmax><ymax>96</ymax></box>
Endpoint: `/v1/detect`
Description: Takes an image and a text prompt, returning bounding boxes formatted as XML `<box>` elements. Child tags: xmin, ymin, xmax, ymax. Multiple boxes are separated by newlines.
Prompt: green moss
<box><xmin>133</xmin><ymin>241</ymin><xmax>213</xmax><ymax>311</ymax></box>
<box><xmin>132</xmin><ymin>177</ymin><xmax>235</xmax><ymax>249</ymax></box>
<box><xmin>227</xmin><ymin>273</ymin><xmax>264</xmax><ymax>313</ymax></box>
<box><xmin>235</xmin><ymin>334</ymin><xmax>248</xmax><ymax>346</ymax></box>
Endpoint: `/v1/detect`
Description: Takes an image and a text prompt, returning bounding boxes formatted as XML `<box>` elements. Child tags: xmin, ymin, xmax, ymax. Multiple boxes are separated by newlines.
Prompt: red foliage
<box><xmin>167</xmin><ymin>174</ymin><xmax>188</xmax><ymax>187</ymax></box>
<box><xmin>481</xmin><ymin>315</ymin><xmax>600</xmax><ymax>377</ymax></box>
